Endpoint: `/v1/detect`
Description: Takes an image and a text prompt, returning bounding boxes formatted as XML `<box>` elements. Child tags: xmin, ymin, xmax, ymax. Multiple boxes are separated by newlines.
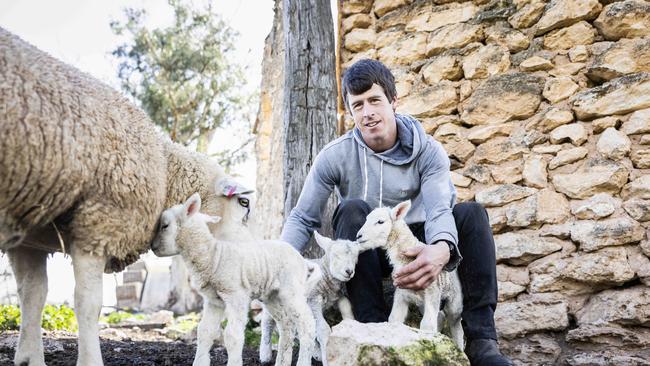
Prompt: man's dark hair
<box><xmin>341</xmin><ymin>59</ymin><xmax>397</xmax><ymax>111</ymax></box>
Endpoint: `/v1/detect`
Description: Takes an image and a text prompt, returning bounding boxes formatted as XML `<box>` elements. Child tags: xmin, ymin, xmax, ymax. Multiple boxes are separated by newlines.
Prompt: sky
<box><xmin>0</xmin><ymin>0</ymin><xmax>274</xmax><ymax>306</ymax></box>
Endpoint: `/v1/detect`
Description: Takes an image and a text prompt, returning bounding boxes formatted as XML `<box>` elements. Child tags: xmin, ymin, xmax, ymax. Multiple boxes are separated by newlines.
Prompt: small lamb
<box><xmin>260</xmin><ymin>232</ymin><xmax>376</xmax><ymax>366</ymax></box>
<box><xmin>356</xmin><ymin>200</ymin><xmax>464</xmax><ymax>349</ymax></box>
<box><xmin>152</xmin><ymin>193</ymin><xmax>316</xmax><ymax>366</ymax></box>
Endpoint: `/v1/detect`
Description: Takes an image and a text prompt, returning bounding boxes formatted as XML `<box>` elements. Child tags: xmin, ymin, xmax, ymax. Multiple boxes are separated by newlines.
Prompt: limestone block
<box><xmin>499</xmin><ymin>335</ymin><xmax>562</xmax><ymax>366</ymax></box>
<box><xmin>476</xmin><ymin>184</ymin><xmax>537</xmax><ymax>207</ymax></box>
<box><xmin>549</xmin><ymin>123</ymin><xmax>588</xmax><ymax>145</ymax></box>
<box><xmin>342</xmin><ymin>0</ymin><xmax>373</xmax><ymax>15</ymax></box>
<box><xmin>594</xmin><ymin>0</ymin><xmax>650</xmax><ymax>40</ymax></box>
<box><xmin>376</xmin><ymin>28</ymin><xmax>404</xmax><ymax>49</ymax></box>
<box><xmin>543</xmin><ymin>21</ymin><xmax>597</xmax><ymax>50</ymax></box>
<box><xmin>627</xmin><ymin>245</ymin><xmax>650</xmax><ymax>285</ymax></box>
<box><xmin>508</xmin><ymin>0</ymin><xmax>545</xmax><ymax>29</ymax></box>
<box><xmin>623</xmin><ymin>199</ymin><xmax>650</xmax><ymax>221</ymax></box>
<box><xmin>407</xmin><ymin>2</ymin><xmax>478</xmax><ymax>32</ymax></box>
<box><xmin>520</xmin><ymin>56</ymin><xmax>553</xmax><ymax>71</ymax></box>
<box><xmin>548</xmin><ymin>147</ymin><xmax>589</xmax><ymax>169</ymax></box>
<box><xmin>543</xmin><ymin>77</ymin><xmax>580</xmax><ymax>104</ymax></box>
<box><xmin>462</xmin><ymin>44</ymin><xmax>511</xmax><ymax>80</ymax></box>
<box><xmin>463</xmin><ymin>164</ymin><xmax>491</xmax><ymax>184</ymax></box>
<box><xmin>497</xmin><ymin>264</ymin><xmax>530</xmax><ymax>300</ymax></box>
<box><xmin>549</xmin><ymin>62</ymin><xmax>586</xmax><ymax>77</ymax></box>
<box><xmin>596</xmin><ymin>127</ymin><xmax>632</xmax><ymax>160</ymax></box>
<box><xmin>441</xmin><ymin>137</ymin><xmax>476</xmax><ymax>163</ymax></box>
<box><xmin>523</xmin><ymin>155</ymin><xmax>548</xmax><ymax>188</ymax></box>
<box><xmin>421</xmin><ymin>55</ymin><xmax>463</xmax><ymax>84</ymax></box>
<box><xmin>377</xmin><ymin>32</ymin><xmax>427</xmax><ymax>66</ymax></box>
<box><xmin>495</xmin><ymin>298</ymin><xmax>569</xmax><ymax>339</ymax></box>
<box><xmin>426</xmin><ymin>23</ymin><xmax>484</xmax><ymax>56</ymax></box>
<box><xmin>631</xmin><ymin>147</ymin><xmax>650</xmax><ymax>168</ymax></box>
<box><xmin>572</xmin><ymin>72</ymin><xmax>650</xmax><ymax>120</ymax></box>
<box><xmin>562</xmin><ymin>247</ymin><xmax>635</xmax><ymax>284</ymax></box>
<box><xmin>570</xmin><ymin>216</ymin><xmax>645</xmax><ymax>251</ymax></box>
<box><xmin>641</xmin><ymin>135</ymin><xmax>650</xmax><ymax>144</ymax></box>
<box><xmin>466</xmin><ymin>123</ymin><xmax>515</xmax><ymax>144</ymax></box>
<box><xmin>537</xmin><ymin>188</ymin><xmax>571</xmax><ymax>224</ymax></box>
<box><xmin>373</xmin><ymin>0</ymin><xmax>409</xmax><ymax>17</ymax></box>
<box><xmin>622</xmin><ymin>175</ymin><xmax>650</xmax><ymax>200</ymax></box>
<box><xmin>568</xmin><ymin>45</ymin><xmax>590</xmax><ymax>63</ymax></box>
<box><xmin>451</xmin><ymin>170</ymin><xmax>472</xmax><ymax>188</ymax></box>
<box><xmin>473</xmin><ymin>138</ymin><xmax>528</xmax><ymax>164</ymax></box>
<box><xmin>622</xmin><ymin>108</ymin><xmax>650</xmax><ymax>135</ymax></box>
<box><xmin>487</xmin><ymin>206</ymin><xmax>508</xmax><ymax>232</ymax></box>
<box><xmin>532</xmin><ymin>144</ymin><xmax>563</xmax><ymax>154</ymax></box>
<box><xmin>505</xmin><ymin>195</ymin><xmax>538</xmax><ymax>227</ymax></box>
<box><xmin>461</xmin><ymin>73</ymin><xmax>544</xmax><ymax>125</ymax></box>
<box><xmin>570</xmin><ymin>193</ymin><xmax>620</xmax><ymax>220</ymax></box>
<box><xmin>495</xmin><ymin>231</ymin><xmax>563</xmax><ymax>265</ymax></box>
<box><xmin>491</xmin><ymin>161</ymin><xmax>524</xmax><ymax>185</ymax></box>
<box><xmin>344</xmin><ymin>28</ymin><xmax>377</xmax><ymax>52</ymax></box>
<box><xmin>591</xmin><ymin>116</ymin><xmax>621</xmax><ymax>134</ymax></box>
<box><xmin>566</xmin><ymin>324</ymin><xmax>650</xmax><ymax>349</ymax></box>
<box><xmin>587</xmin><ymin>38</ymin><xmax>650</xmax><ymax>82</ymax></box>
<box><xmin>534</xmin><ymin>0</ymin><xmax>602</xmax><ymax>35</ymax></box>
<box><xmin>551</xmin><ymin>158</ymin><xmax>629</xmax><ymax>199</ymax></box>
<box><xmin>539</xmin><ymin>108</ymin><xmax>574</xmax><ymax>132</ymax></box>
<box><xmin>576</xmin><ymin>285</ymin><xmax>650</xmax><ymax>326</ymax></box>
<box><xmin>327</xmin><ymin>319</ymin><xmax>469</xmax><ymax>365</ymax></box>
<box><xmin>342</xmin><ymin>13</ymin><xmax>373</xmax><ymax>34</ymax></box>
<box><xmin>396</xmin><ymin>82</ymin><xmax>457</xmax><ymax>118</ymax></box>
<box><xmin>485</xmin><ymin>22</ymin><xmax>530</xmax><ymax>52</ymax></box>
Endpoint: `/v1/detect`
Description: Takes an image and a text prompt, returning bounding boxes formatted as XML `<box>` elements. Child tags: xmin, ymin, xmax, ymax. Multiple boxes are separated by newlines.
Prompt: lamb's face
<box><xmin>151</xmin><ymin>205</ymin><xmax>184</xmax><ymax>257</ymax></box>
<box><xmin>356</xmin><ymin>207</ymin><xmax>393</xmax><ymax>248</ymax></box>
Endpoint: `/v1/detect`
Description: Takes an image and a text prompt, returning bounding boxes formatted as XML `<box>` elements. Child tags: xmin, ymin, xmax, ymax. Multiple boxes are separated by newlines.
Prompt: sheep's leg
<box><xmin>193</xmin><ymin>300</ymin><xmax>225</xmax><ymax>366</ymax></box>
<box><xmin>446</xmin><ymin>274</ymin><xmax>465</xmax><ymax>349</ymax></box>
<box><xmin>223</xmin><ymin>295</ymin><xmax>249</xmax><ymax>366</ymax></box>
<box><xmin>388</xmin><ymin>289</ymin><xmax>409</xmax><ymax>324</ymax></box>
<box><xmin>421</xmin><ymin>287</ymin><xmax>442</xmax><ymax>332</ymax></box>
<box><xmin>337</xmin><ymin>296</ymin><xmax>354</xmax><ymax>319</ymax></box>
<box><xmin>292</xmin><ymin>298</ymin><xmax>315</xmax><ymax>366</ymax></box>
<box><xmin>71</xmin><ymin>246</ymin><xmax>106</xmax><ymax>366</ymax></box>
<box><xmin>266</xmin><ymin>303</ymin><xmax>293</xmax><ymax>366</ymax></box>
<box><xmin>8</xmin><ymin>246</ymin><xmax>48</xmax><ymax>366</ymax></box>
<box><xmin>312</xmin><ymin>302</ymin><xmax>330</xmax><ymax>366</ymax></box>
<box><xmin>259</xmin><ymin>307</ymin><xmax>276</xmax><ymax>364</ymax></box>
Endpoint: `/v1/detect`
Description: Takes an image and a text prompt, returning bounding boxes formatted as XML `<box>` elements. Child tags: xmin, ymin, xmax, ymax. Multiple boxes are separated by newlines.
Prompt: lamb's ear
<box><xmin>313</xmin><ymin>232</ymin><xmax>333</xmax><ymax>252</ymax></box>
<box><xmin>390</xmin><ymin>200</ymin><xmax>411</xmax><ymax>221</ymax></box>
<box><xmin>184</xmin><ymin>193</ymin><xmax>202</xmax><ymax>218</ymax></box>
<box><xmin>201</xmin><ymin>214</ymin><xmax>221</xmax><ymax>224</ymax></box>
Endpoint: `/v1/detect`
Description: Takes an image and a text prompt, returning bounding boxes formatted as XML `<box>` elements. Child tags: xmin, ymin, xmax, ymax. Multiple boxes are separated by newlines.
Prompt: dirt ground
<box><xmin>0</xmin><ymin>329</ymin><xmax>323</xmax><ymax>366</ymax></box>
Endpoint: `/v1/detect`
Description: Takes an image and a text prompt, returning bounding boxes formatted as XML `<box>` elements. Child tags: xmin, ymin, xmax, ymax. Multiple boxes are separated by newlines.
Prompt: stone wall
<box><xmin>340</xmin><ymin>0</ymin><xmax>650</xmax><ymax>364</ymax></box>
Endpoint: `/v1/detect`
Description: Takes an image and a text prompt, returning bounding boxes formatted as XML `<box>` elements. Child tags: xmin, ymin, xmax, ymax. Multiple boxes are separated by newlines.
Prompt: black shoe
<box><xmin>465</xmin><ymin>338</ymin><xmax>513</xmax><ymax>366</ymax></box>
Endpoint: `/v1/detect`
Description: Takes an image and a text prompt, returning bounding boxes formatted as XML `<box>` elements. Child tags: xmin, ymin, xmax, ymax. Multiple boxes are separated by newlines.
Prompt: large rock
<box><xmin>548</xmin><ymin>147</ymin><xmax>589</xmax><ymax>169</ymax></box>
<box><xmin>327</xmin><ymin>319</ymin><xmax>469</xmax><ymax>366</ymax></box>
<box><xmin>373</xmin><ymin>0</ymin><xmax>409</xmax><ymax>17</ymax></box>
<box><xmin>566</xmin><ymin>324</ymin><xmax>650</xmax><ymax>350</ymax></box>
<box><xmin>461</xmin><ymin>73</ymin><xmax>544</xmax><ymax>125</ymax></box>
<box><xmin>549</xmin><ymin>123</ymin><xmax>588</xmax><ymax>145</ymax></box>
<box><xmin>462</xmin><ymin>44</ymin><xmax>511</xmax><ymax>80</ymax></box>
<box><xmin>466</xmin><ymin>123</ymin><xmax>515</xmax><ymax>144</ymax></box>
<box><xmin>587</xmin><ymin>38</ymin><xmax>650</xmax><ymax>82</ymax></box>
<box><xmin>631</xmin><ymin>147</ymin><xmax>650</xmax><ymax>168</ymax></box>
<box><xmin>378</xmin><ymin>32</ymin><xmax>428</xmax><ymax>66</ymax></box>
<box><xmin>591</xmin><ymin>116</ymin><xmax>622</xmax><ymax>134</ymax></box>
<box><xmin>495</xmin><ymin>231</ymin><xmax>563</xmax><ymax>265</ymax></box>
<box><xmin>536</xmin><ymin>188</ymin><xmax>571</xmax><ymax>224</ymax></box>
<box><xmin>426</xmin><ymin>23</ymin><xmax>484</xmax><ymax>56</ymax></box>
<box><xmin>497</xmin><ymin>265</ymin><xmax>530</xmax><ymax>302</ymax></box>
<box><xmin>538</xmin><ymin>108</ymin><xmax>574</xmax><ymax>132</ymax></box>
<box><xmin>523</xmin><ymin>155</ymin><xmax>548</xmax><ymax>188</ymax></box>
<box><xmin>623</xmin><ymin>199</ymin><xmax>650</xmax><ymax>221</ymax></box>
<box><xmin>495</xmin><ymin>298</ymin><xmax>569</xmax><ymax>339</ymax></box>
<box><xmin>596</xmin><ymin>127</ymin><xmax>632</xmax><ymax>160</ymax></box>
<box><xmin>627</xmin><ymin>245</ymin><xmax>650</xmax><ymax>285</ymax></box>
<box><xmin>571</xmin><ymin>72</ymin><xmax>650</xmax><ymax>120</ymax></box>
<box><xmin>562</xmin><ymin>247</ymin><xmax>635</xmax><ymax>284</ymax></box>
<box><xmin>500</xmin><ymin>335</ymin><xmax>562</xmax><ymax>366</ymax></box>
<box><xmin>594</xmin><ymin>0</ymin><xmax>650</xmax><ymax>40</ymax></box>
<box><xmin>485</xmin><ymin>22</ymin><xmax>530</xmax><ymax>53</ymax></box>
<box><xmin>403</xmin><ymin>2</ymin><xmax>478</xmax><ymax>33</ymax></box>
<box><xmin>622</xmin><ymin>175</ymin><xmax>650</xmax><ymax>200</ymax></box>
<box><xmin>520</xmin><ymin>56</ymin><xmax>554</xmax><ymax>72</ymax></box>
<box><xmin>344</xmin><ymin>28</ymin><xmax>377</xmax><ymax>52</ymax></box>
<box><xmin>342</xmin><ymin>13</ymin><xmax>373</xmax><ymax>34</ymax></box>
<box><xmin>551</xmin><ymin>158</ymin><xmax>629</xmax><ymax>199</ymax></box>
<box><xmin>422</xmin><ymin>55</ymin><xmax>463</xmax><ymax>84</ymax></box>
<box><xmin>570</xmin><ymin>193</ymin><xmax>620</xmax><ymax>220</ymax></box>
<box><xmin>491</xmin><ymin>161</ymin><xmax>523</xmax><ymax>185</ymax></box>
<box><xmin>342</xmin><ymin>0</ymin><xmax>373</xmax><ymax>15</ymax></box>
<box><xmin>396</xmin><ymin>82</ymin><xmax>457</xmax><ymax>118</ymax></box>
<box><xmin>576</xmin><ymin>285</ymin><xmax>650</xmax><ymax>326</ymax></box>
<box><xmin>508</xmin><ymin>0</ymin><xmax>546</xmax><ymax>29</ymax></box>
<box><xmin>534</xmin><ymin>0</ymin><xmax>602</xmax><ymax>35</ymax></box>
<box><xmin>543</xmin><ymin>77</ymin><xmax>580</xmax><ymax>104</ymax></box>
<box><xmin>473</xmin><ymin>137</ymin><xmax>528</xmax><ymax>164</ymax></box>
<box><xmin>570</xmin><ymin>216</ymin><xmax>646</xmax><ymax>252</ymax></box>
<box><xmin>621</xmin><ymin>108</ymin><xmax>650</xmax><ymax>135</ymax></box>
<box><xmin>505</xmin><ymin>195</ymin><xmax>538</xmax><ymax>227</ymax></box>
<box><xmin>476</xmin><ymin>184</ymin><xmax>537</xmax><ymax>207</ymax></box>
<box><xmin>543</xmin><ymin>21</ymin><xmax>597</xmax><ymax>50</ymax></box>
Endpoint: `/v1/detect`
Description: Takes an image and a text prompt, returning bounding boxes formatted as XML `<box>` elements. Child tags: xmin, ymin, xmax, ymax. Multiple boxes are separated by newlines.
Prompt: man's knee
<box><xmin>333</xmin><ymin>199</ymin><xmax>372</xmax><ymax>233</ymax></box>
<box><xmin>453</xmin><ymin>201</ymin><xmax>488</xmax><ymax>225</ymax></box>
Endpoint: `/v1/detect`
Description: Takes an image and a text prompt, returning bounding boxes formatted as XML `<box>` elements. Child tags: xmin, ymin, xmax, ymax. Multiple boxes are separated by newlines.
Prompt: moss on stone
<box><xmin>357</xmin><ymin>337</ymin><xmax>469</xmax><ymax>366</ymax></box>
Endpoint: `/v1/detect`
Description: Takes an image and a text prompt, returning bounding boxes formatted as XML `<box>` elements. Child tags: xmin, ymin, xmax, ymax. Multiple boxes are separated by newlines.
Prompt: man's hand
<box><xmin>393</xmin><ymin>242</ymin><xmax>450</xmax><ymax>291</ymax></box>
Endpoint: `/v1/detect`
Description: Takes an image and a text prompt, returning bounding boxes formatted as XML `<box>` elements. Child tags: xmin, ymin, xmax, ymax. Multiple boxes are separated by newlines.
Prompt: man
<box><xmin>281</xmin><ymin>59</ymin><xmax>513</xmax><ymax>366</ymax></box>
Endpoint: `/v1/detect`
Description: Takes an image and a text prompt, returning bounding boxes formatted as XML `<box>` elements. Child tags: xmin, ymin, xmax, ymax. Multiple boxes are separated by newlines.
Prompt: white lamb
<box><xmin>152</xmin><ymin>193</ymin><xmax>317</xmax><ymax>366</ymax></box>
<box><xmin>356</xmin><ymin>200</ymin><xmax>464</xmax><ymax>349</ymax></box>
<box><xmin>260</xmin><ymin>232</ymin><xmax>376</xmax><ymax>366</ymax></box>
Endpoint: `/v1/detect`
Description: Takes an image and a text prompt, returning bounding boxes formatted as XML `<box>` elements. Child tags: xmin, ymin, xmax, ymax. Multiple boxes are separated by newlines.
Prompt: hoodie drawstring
<box><xmin>379</xmin><ymin>160</ymin><xmax>384</xmax><ymax>208</ymax></box>
<box><xmin>362</xmin><ymin>147</ymin><xmax>385</xmax><ymax>208</ymax></box>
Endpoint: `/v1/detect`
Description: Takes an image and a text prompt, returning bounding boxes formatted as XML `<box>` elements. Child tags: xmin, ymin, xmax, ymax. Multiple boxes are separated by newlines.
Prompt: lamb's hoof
<box><xmin>259</xmin><ymin>348</ymin><xmax>273</xmax><ymax>364</ymax></box>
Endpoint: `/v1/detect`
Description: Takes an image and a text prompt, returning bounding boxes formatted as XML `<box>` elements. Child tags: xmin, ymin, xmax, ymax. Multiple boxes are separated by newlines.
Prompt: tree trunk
<box><xmin>282</xmin><ymin>0</ymin><xmax>338</xmax><ymax>258</ymax></box>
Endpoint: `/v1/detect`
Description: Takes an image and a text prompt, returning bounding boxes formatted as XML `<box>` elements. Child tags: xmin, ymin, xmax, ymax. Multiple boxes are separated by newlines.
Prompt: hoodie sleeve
<box><xmin>281</xmin><ymin>150</ymin><xmax>337</xmax><ymax>252</ymax></box>
<box><xmin>418</xmin><ymin>138</ymin><xmax>462</xmax><ymax>271</ymax></box>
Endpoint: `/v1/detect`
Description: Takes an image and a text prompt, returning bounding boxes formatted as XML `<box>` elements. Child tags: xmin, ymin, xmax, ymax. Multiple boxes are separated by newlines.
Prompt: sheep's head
<box><xmin>152</xmin><ymin>193</ymin><xmax>221</xmax><ymax>256</ymax></box>
<box><xmin>209</xmin><ymin>178</ymin><xmax>256</xmax><ymax>241</ymax></box>
<box><xmin>356</xmin><ymin>200</ymin><xmax>411</xmax><ymax>248</ymax></box>
<box><xmin>314</xmin><ymin>232</ymin><xmax>377</xmax><ymax>282</ymax></box>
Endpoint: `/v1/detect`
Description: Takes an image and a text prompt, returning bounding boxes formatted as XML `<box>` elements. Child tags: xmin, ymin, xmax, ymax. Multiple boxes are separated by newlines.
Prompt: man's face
<box><xmin>348</xmin><ymin>83</ymin><xmax>398</xmax><ymax>153</ymax></box>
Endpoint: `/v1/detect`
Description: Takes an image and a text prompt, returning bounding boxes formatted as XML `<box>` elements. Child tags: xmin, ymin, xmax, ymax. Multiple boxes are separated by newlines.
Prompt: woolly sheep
<box><xmin>0</xmin><ymin>27</ymin><xmax>250</xmax><ymax>366</ymax></box>
<box><xmin>260</xmin><ymin>232</ymin><xmax>377</xmax><ymax>366</ymax></box>
<box><xmin>152</xmin><ymin>193</ymin><xmax>317</xmax><ymax>366</ymax></box>
<box><xmin>356</xmin><ymin>200</ymin><xmax>464</xmax><ymax>349</ymax></box>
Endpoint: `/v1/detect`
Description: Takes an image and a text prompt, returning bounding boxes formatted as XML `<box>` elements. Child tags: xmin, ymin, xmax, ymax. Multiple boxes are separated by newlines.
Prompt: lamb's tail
<box><xmin>304</xmin><ymin>259</ymin><xmax>322</xmax><ymax>294</ymax></box>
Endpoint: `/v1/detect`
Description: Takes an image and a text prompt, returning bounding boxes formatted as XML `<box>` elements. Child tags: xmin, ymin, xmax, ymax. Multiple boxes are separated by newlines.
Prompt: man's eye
<box><xmin>377</xmin><ymin>220</ymin><xmax>384</xmax><ymax>225</ymax></box>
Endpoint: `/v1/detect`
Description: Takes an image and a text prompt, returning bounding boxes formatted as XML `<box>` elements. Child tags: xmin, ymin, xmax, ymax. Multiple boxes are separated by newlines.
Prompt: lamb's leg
<box><xmin>8</xmin><ymin>246</ymin><xmax>48</xmax><ymax>366</ymax></box>
<box><xmin>421</xmin><ymin>286</ymin><xmax>442</xmax><ymax>332</ymax></box>
<box><xmin>285</xmin><ymin>297</ymin><xmax>315</xmax><ymax>366</ymax></box>
<box><xmin>446</xmin><ymin>274</ymin><xmax>465</xmax><ymax>349</ymax></box>
<box><xmin>337</xmin><ymin>296</ymin><xmax>354</xmax><ymax>320</ymax></box>
<box><xmin>223</xmin><ymin>295</ymin><xmax>249</xmax><ymax>366</ymax></box>
<box><xmin>388</xmin><ymin>289</ymin><xmax>409</xmax><ymax>324</ymax></box>
<box><xmin>312</xmin><ymin>302</ymin><xmax>330</xmax><ymax>366</ymax></box>
<box><xmin>266</xmin><ymin>304</ymin><xmax>293</xmax><ymax>366</ymax></box>
<box><xmin>259</xmin><ymin>307</ymin><xmax>276</xmax><ymax>364</ymax></box>
<box><xmin>193</xmin><ymin>300</ymin><xmax>225</xmax><ymax>366</ymax></box>
<box><xmin>71</xmin><ymin>246</ymin><xmax>106</xmax><ymax>366</ymax></box>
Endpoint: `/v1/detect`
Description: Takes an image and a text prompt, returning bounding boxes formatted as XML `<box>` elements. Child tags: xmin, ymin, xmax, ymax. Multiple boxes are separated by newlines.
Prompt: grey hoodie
<box><xmin>281</xmin><ymin>114</ymin><xmax>462</xmax><ymax>271</ymax></box>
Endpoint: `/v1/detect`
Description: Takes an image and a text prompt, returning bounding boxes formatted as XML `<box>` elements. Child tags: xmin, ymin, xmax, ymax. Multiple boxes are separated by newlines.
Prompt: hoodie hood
<box><xmin>352</xmin><ymin>113</ymin><xmax>425</xmax><ymax>165</ymax></box>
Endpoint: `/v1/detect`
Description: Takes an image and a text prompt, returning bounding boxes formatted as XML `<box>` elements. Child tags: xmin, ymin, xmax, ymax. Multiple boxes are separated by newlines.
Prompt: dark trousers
<box><xmin>332</xmin><ymin>199</ymin><xmax>498</xmax><ymax>340</ymax></box>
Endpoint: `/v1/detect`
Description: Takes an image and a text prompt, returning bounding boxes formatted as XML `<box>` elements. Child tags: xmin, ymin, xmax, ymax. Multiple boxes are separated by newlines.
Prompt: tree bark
<box><xmin>282</xmin><ymin>0</ymin><xmax>338</xmax><ymax>258</ymax></box>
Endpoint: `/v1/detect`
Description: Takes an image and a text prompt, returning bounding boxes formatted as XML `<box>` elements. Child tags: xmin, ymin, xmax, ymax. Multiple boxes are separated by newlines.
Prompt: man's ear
<box><xmin>184</xmin><ymin>193</ymin><xmax>202</xmax><ymax>218</ymax></box>
<box><xmin>314</xmin><ymin>231</ymin><xmax>333</xmax><ymax>252</ymax></box>
<box><xmin>390</xmin><ymin>200</ymin><xmax>411</xmax><ymax>221</ymax></box>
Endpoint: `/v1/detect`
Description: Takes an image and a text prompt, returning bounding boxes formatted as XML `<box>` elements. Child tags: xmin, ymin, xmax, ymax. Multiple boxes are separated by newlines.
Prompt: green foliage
<box><xmin>110</xmin><ymin>0</ymin><xmax>255</xmax><ymax>168</ymax></box>
<box><xmin>100</xmin><ymin>310</ymin><xmax>146</xmax><ymax>325</ymax></box>
<box><xmin>171</xmin><ymin>312</ymin><xmax>200</xmax><ymax>333</ymax></box>
<box><xmin>0</xmin><ymin>304</ymin><xmax>78</xmax><ymax>332</ymax></box>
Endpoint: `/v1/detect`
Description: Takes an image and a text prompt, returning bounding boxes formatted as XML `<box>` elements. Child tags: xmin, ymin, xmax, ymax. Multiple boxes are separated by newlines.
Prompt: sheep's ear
<box><xmin>391</xmin><ymin>200</ymin><xmax>411</xmax><ymax>221</ymax></box>
<box><xmin>313</xmin><ymin>232</ymin><xmax>333</xmax><ymax>251</ymax></box>
<box><xmin>184</xmin><ymin>193</ymin><xmax>202</xmax><ymax>218</ymax></box>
